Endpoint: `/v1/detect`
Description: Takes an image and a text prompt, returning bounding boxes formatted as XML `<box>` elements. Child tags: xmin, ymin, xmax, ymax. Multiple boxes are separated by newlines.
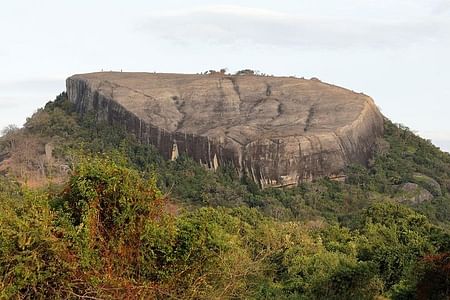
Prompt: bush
<box><xmin>57</xmin><ymin>155</ymin><xmax>164</xmax><ymax>277</ymax></box>
<box><xmin>0</xmin><ymin>191</ymin><xmax>74</xmax><ymax>298</ymax></box>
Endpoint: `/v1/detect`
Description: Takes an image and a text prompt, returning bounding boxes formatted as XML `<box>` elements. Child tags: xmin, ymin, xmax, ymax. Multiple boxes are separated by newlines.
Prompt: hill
<box><xmin>0</xmin><ymin>88</ymin><xmax>449</xmax><ymax>299</ymax></box>
<box><xmin>67</xmin><ymin>72</ymin><xmax>383</xmax><ymax>187</ymax></box>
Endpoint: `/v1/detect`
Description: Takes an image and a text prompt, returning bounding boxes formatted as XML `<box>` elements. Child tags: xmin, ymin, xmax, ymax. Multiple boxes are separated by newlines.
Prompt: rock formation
<box><xmin>66</xmin><ymin>72</ymin><xmax>384</xmax><ymax>187</ymax></box>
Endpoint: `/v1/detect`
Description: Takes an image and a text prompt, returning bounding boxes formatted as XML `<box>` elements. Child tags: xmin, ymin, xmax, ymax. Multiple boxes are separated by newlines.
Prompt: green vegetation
<box><xmin>0</xmin><ymin>94</ymin><xmax>449</xmax><ymax>299</ymax></box>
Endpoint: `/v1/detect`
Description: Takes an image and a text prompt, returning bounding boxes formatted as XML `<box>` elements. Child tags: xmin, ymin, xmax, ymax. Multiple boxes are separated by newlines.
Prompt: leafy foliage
<box><xmin>1</xmin><ymin>94</ymin><xmax>450</xmax><ymax>298</ymax></box>
<box><xmin>0</xmin><ymin>189</ymin><xmax>73</xmax><ymax>298</ymax></box>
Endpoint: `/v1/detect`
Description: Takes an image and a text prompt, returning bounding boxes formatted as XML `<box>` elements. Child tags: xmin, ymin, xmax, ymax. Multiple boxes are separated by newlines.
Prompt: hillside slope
<box><xmin>1</xmin><ymin>92</ymin><xmax>450</xmax><ymax>299</ymax></box>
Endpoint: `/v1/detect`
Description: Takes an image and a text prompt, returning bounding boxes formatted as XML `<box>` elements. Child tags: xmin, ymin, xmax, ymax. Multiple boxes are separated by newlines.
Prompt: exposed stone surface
<box><xmin>412</xmin><ymin>173</ymin><xmax>442</xmax><ymax>196</ymax></box>
<box><xmin>66</xmin><ymin>72</ymin><xmax>384</xmax><ymax>187</ymax></box>
<box><xmin>398</xmin><ymin>182</ymin><xmax>434</xmax><ymax>204</ymax></box>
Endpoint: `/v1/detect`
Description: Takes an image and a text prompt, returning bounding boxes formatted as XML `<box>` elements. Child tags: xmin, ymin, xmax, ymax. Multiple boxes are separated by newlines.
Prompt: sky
<box><xmin>1</xmin><ymin>0</ymin><xmax>449</xmax><ymax>151</ymax></box>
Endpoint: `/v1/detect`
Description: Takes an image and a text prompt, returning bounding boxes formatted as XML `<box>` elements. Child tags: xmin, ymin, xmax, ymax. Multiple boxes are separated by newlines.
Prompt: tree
<box><xmin>357</xmin><ymin>203</ymin><xmax>435</xmax><ymax>290</ymax></box>
<box><xmin>1</xmin><ymin>124</ymin><xmax>19</xmax><ymax>137</ymax></box>
<box><xmin>416</xmin><ymin>253</ymin><xmax>450</xmax><ymax>300</ymax></box>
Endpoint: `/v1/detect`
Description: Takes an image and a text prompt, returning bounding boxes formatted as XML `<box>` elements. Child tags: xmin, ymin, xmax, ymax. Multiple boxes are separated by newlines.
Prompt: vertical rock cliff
<box><xmin>67</xmin><ymin>72</ymin><xmax>384</xmax><ymax>187</ymax></box>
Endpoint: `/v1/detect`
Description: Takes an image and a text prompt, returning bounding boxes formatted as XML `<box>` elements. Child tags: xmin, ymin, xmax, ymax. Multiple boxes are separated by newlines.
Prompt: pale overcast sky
<box><xmin>1</xmin><ymin>0</ymin><xmax>449</xmax><ymax>151</ymax></box>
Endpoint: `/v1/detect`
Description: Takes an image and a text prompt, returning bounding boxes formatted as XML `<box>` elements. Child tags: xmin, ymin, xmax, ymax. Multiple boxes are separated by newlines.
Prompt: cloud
<box><xmin>432</xmin><ymin>0</ymin><xmax>450</xmax><ymax>15</ymax></box>
<box><xmin>139</xmin><ymin>5</ymin><xmax>450</xmax><ymax>49</ymax></box>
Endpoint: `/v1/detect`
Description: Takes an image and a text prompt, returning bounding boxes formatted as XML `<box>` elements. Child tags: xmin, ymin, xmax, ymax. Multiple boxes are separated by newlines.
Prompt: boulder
<box><xmin>399</xmin><ymin>182</ymin><xmax>434</xmax><ymax>204</ymax></box>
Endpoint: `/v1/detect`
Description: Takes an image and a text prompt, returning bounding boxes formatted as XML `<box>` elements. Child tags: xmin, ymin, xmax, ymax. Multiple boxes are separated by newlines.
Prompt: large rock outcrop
<box><xmin>66</xmin><ymin>72</ymin><xmax>384</xmax><ymax>187</ymax></box>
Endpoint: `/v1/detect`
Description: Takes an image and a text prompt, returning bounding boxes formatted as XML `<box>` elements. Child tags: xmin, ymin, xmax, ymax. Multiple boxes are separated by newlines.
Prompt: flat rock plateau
<box><xmin>67</xmin><ymin>72</ymin><xmax>384</xmax><ymax>187</ymax></box>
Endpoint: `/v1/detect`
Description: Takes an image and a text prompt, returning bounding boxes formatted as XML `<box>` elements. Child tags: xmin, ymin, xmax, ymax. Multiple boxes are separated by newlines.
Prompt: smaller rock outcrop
<box><xmin>398</xmin><ymin>182</ymin><xmax>434</xmax><ymax>204</ymax></box>
<box><xmin>412</xmin><ymin>173</ymin><xmax>442</xmax><ymax>197</ymax></box>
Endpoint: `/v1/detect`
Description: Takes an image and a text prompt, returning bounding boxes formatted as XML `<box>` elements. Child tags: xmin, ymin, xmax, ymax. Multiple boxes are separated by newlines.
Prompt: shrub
<box><xmin>0</xmin><ymin>190</ymin><xmax>74</xmax><ymax>298</ymax></box>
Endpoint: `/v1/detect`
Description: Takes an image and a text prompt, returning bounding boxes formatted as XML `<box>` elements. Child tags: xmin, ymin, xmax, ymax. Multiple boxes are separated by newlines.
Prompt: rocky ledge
<box><xmin>66</xmin><ymin>72</ymin><xmax>384</xmax><ymax>187</ymax></box>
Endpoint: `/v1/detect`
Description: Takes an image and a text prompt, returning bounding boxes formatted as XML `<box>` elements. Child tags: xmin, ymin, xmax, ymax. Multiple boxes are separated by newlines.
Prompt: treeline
<box><xmin>0</xmin><ymin>94</ymin><xmax>450</xmax><ymax>299</ymax></box>
<box><xmin>1</xmin><ymin>156</ymin><xmax>449</xmax><ymax>299</ymax></box>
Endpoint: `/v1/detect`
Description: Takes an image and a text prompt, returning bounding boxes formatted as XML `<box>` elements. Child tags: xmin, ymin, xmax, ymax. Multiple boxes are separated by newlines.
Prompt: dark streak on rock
<box><xmin>228</xmin><ymin>76</ymin><xmax>241</xmax><ymax>100</ymax></box>
<box><xmin>277</xmin><ymin>101</ymin><xmax>283</xmax><ymax>116</ymax></box>
<box><xmin>304</xmin><ymin>105</ymin><xmax>316</xmax><ymax>132</ymax></box>
<box><xmin>266</xmin><ymin>84</ymin><xmax>272</xmax><ymax>96</ymax></box>
<box><xmin>174</xmin><ymin>96</ymin><xmax>187</xmax><ymax>131</ymax></box>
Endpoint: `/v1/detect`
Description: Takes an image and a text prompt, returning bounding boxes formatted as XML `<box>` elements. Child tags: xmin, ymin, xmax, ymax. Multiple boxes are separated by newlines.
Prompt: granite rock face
<box><xmin>66</xmin><ymin>72</ymin><xmax>384</xmax><ymax>187</ymax></box>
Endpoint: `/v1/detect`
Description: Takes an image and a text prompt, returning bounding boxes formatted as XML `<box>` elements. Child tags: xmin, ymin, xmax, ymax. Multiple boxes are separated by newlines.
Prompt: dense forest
<box><xmin>0</xmin><ymin>93</ymin><xmax>450</xmax><ymax>299</ymax></box>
